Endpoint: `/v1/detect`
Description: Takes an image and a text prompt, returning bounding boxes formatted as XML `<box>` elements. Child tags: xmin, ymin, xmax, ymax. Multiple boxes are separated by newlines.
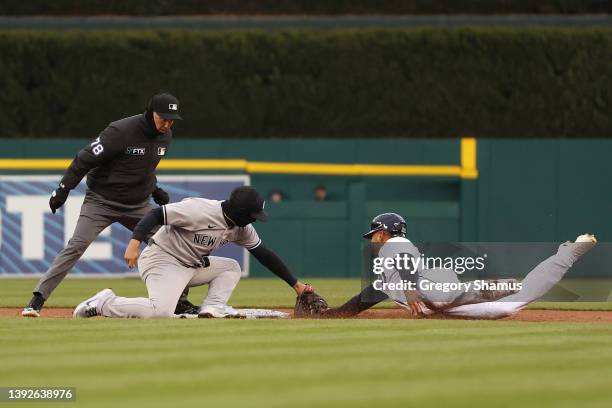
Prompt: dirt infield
<box><xmin>2</xmin><ymin>307</ymin><xmax>612</xmax><ymax>322</ymax></box>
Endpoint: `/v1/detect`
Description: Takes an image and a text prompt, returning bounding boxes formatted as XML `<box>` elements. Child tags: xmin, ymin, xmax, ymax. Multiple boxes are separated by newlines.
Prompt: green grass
<box><xmin>1</xmin><ymin>319</ymin><xmax>612</xmax><ymax>408</ymax></box>
<box><xmin>1</xmin><ymin>278</ymin><xmax>612</xmax><ymax>407</ymax></box>
<box><xmin>2</xmin><ymin>278</ymin><xmax>611</xmax><ymax>310</ymax></box>
<box><xmin>0</xmin><ymin>278</ymin><xmax>362</xmax><ymax>309</ymax></box>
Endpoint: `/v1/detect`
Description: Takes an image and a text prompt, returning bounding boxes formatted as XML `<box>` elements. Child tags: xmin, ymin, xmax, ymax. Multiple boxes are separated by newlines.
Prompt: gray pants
<box><xmin>34</xmin><ymin>190</ymin><xmax>155</xmax><ymax>299</ymax></box>
<box><xmin>429</xmin><ymin>241</ymin><xmax>586</xmax><ymax>319</ymax></box>
<box><xmin>100</xmin><ymin>245</ymin><xmax>241</xmax><ymax>318</ymax></box>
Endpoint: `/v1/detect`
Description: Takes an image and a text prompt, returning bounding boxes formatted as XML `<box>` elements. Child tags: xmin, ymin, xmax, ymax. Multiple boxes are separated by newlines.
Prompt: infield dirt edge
<box><xmin>3</xmin><ymin>307</ymin><xmax>612</xmax><ymax>323</ymax></box>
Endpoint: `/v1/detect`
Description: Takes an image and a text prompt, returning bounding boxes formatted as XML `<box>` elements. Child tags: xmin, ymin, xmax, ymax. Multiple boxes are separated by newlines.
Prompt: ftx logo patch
<box><xmin>126</xmin><ymin>147</ymin><xmax>146</xmax><ymax>155</ymax></box>
<box><xmin>169</xmin><ymin>104</ymin><xmax>178</xmax><ymax>111</ymax></box>
<box><xmin>158</xmin><ymin>147</ymin><xmax>166</xmax><ymax>156</ymax></box>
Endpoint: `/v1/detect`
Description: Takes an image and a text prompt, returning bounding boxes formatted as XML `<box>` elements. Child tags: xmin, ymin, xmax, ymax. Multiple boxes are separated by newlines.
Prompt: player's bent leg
<box><xmin>417</xmin><ymin>279</ymin><xmax>520</xmax><ymax>317</ymax></box>
<box><xmin>447</xmin><ymin>279</ymin><xmax>520</xmax><ymax>306</ymax></box>
<box><xmin>119</xmin><ymin>202</ymin><xmax>197</xmax><ymax>313</ymax></box>
<box><xmin>96</xmin><ymin>246</ymin><xmax>194</xmax><ymax>318</ymax></box>
<box><xmin>439</xmin><ymin>234</ymin><xmax>597</xmax><ymax>320</ymax></box>
<box><xmin>141</xmin><ymin>246</ymin><xmax>195</xmax><ymax>318</ymax></box>
<box><xmin>100</xmin><ymin>295</ymin><xmax>157</xmax><ymax>318</ymax></box>
<box><xmin>497</xmin><ymin>234</ymin><xmax>597</xmax><ymax>305</ymax></box>
<box><xmin>190</xmin><ymin>256</ymin><xmax>241</xmax><ymax>306</ymax></box>
<box><xmin>188</xmin><ymin>256</ymin><xmax>242</xmax><ymax>318</ymax></box>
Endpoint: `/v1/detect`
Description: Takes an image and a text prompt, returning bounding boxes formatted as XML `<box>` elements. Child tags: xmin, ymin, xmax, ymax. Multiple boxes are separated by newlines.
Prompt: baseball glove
<box><xmin>294</xmin><ymin>285</ymin><xmax>329</xmax><ymax>318</ymax></box>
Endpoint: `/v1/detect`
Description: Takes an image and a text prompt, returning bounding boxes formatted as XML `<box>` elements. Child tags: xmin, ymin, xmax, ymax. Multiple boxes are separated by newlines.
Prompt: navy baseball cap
<box><xmin>229</xmin><ymin>186</ymin><xmax>268</xmax><ymax>222</ymax></box>
<box><xmin>150</xmin><ymin>93</ymin><xmax>182</xmax><ymax>120</ymax></box>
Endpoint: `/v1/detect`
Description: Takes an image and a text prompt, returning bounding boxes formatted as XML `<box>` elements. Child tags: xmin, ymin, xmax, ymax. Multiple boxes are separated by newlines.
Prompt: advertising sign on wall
<box><xmin>0</xmin><ymin>175</ymin><xmax>250</xmax><ymax>277</ymax></box>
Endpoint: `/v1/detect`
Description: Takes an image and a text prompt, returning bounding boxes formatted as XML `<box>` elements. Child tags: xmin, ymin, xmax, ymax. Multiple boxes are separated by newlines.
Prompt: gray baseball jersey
<box><xmin>375</xmin><ymin>237</ymin><xmax>424</xmax><ymax>304</ymax></box>
<box><xmin>151</xmin><ymin>198</ymin><xmax>261</xmax><ymax>267</ymax></box>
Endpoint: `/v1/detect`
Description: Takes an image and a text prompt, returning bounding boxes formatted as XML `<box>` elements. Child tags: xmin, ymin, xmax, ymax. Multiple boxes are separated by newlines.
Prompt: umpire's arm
<box><xmin>61</xmin><ymin>125</ymin><xmax>125</xmax><ymax>188</ymax></box>
<box><xmin>48</xmin><ymin>126</ymin><xmax>125</xmax><ymax>213</ymax></box>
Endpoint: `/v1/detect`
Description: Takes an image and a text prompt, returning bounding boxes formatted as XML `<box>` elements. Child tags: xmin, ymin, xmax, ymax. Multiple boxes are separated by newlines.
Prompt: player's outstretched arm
<box><xmin>248</xmin><ymin>243</ymin><xmax>329</xmax><ymax>317</ymax></box>
<box><xmin>323</xmin><ymin>284</ymin><xmax>388</xmax><ymax>318</ymax></box>
<box><xmin>248</xmin><ymin>244</ymin><xmax>311</xmax><ymax>295</ymax></box>
<box><xmin>249</xmin><ymin>243</ymin><xmax>297</xmax><ymax>287</ymax></box>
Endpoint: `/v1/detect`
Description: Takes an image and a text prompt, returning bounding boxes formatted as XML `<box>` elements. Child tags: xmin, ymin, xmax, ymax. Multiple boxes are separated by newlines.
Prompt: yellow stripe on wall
<box><xmin>159</xmin><ymin>159</ymin><xmax>247</xmax><ymax>170</ymax></box>
<box><xmin>0</xmin><ymin>159</ymin><xmax>72</xmax><ymax>169</ymax></box>
<box><xmin>247</xmin><ymin>162</ymin><xmax>462</xmax><ymax>176</ymax></box>
<box><xmin>0</xmin><ymin>138</ymin><xmax>478</xmax><ymax>178</ymax></box>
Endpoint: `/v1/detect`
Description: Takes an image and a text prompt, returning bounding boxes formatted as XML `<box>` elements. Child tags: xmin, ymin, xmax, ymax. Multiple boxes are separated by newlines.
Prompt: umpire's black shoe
<box><xmin>174</xmin><ymin>299</ymin><xmax>200</xmax><ymax>315</ymax></box>
<box><xmin>22</xmin><ymin>292</ymin><xmax>45</xmax><ymax>318</ymax></box>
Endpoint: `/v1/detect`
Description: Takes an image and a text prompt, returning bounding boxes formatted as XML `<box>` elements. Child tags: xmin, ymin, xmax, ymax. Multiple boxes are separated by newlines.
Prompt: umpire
<box><xmin>22</xmin><ymin>92</ymin><xmax>192</xmax><ymax>317</ymax></box>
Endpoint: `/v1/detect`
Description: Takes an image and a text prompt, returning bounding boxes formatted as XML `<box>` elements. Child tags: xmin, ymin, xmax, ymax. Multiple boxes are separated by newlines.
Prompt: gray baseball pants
<box><xmin>99</xmin><ymin>245</ymin><xmax>242</xmax><ymax>318</ymax></box>
<box><xmin>429</xmin><ymin>241</ymin><xmax>587</xmax><ymax>319</ymax></box>
<box><xmin>33</xmin><ymin>190</ymin><xmax>155</xmax><ymax>299</ymax></box>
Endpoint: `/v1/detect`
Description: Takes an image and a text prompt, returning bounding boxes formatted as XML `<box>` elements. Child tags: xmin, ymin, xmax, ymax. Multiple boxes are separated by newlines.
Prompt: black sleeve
<box><xmin>61</xmin><ymin>126</ymin><xmax>125</xmax><ymax>189</ymax></box>
<box><xmin>249</xmin><ymin>243</ymin><xmax>298</xmax><ymax>287</ymax></box>
<box><xmin>132</xmin><ymin>207</ymin><xmax>164</xmax><ymax>242</ymax></box>
<box><xmin>325</xmin><ymin>284</ymin><xmax>388</xmax><ymax>318</ymax></box>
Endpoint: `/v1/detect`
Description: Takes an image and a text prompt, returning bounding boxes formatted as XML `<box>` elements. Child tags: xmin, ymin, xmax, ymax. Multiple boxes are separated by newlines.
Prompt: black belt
<box><xmin>148</xmin><ymin>239</ymin><xmax>210</xmax><ymax>268</ymax></box>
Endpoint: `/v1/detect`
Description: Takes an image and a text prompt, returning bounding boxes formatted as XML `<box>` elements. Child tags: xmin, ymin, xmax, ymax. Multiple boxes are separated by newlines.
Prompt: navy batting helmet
<box><xmin>363</xmin><ymin>213</ymin><xmax>407</xmax><ymax>239</ymax></box>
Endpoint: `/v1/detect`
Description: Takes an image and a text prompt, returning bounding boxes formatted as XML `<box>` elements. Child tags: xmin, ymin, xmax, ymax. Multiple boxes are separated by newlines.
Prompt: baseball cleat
<box><xmin>174</xmin><ymin>313</ymin><xmax>199</xmax><ymax>319</ymax></box>
<box><xmin>73</xmin><ymin>288</ymin><xmax>114</xmax><ymax>319</ymax></box>
<box><xmin>559</xmin><ymin>233</ymin><xmax>597</xmax><ymax>260</ymax></box>
<box><xmin>570</xmin><ymin>233</ymin><xmax>598</xmax><ymax>258</ymax></box>
<box><xmin>198</xmin><ymin>305</ymin><xmax>246</xmax><ymax>319</ymax></box>
<box><xmin>575</xmin><ymin>233</ymin><xmax>597</xmax><ymax>244</ymax></box>
<box><xmin>21</xmin><ymin>307</ymin><xmax>40</xmax><ymax>318</ymax></box>
<box><xmin>21</xmin><ymin>293</ymin><xmax>45</xmax><ymax>318</ymax></box>
<box><xmin>174</xmin><ymin>299</ymin><xmax>200</xmax><ymax>315</ymax></box>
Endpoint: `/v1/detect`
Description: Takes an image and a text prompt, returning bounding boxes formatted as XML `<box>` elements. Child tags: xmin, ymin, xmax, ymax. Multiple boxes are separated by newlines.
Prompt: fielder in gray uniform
<box><xmin>321</xmin><ymin>213</ymin><xmax>597</xmax><ymax>319</ymax></box>
<box><xmin>22</xmin><ymin>93</ymin><xmax>193</xmax><ymax>317</ymax></box>
<box><xmin>73</xmin><ymin>186</ymin><xmax>320</xmax><ymax>318</ymax></box>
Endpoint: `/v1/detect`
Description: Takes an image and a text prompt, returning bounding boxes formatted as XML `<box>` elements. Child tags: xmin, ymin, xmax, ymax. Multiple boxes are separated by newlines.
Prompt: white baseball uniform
<box><xmin>100</xmin><ymin>198</ymin><xmax>261</xmax><ymax>318</ymax></box>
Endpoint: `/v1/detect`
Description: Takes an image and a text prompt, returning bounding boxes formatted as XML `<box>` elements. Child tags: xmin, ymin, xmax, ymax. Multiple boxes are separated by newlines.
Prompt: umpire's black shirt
<box><xmin>61</xmin><ymin>113</ymin><xmax>172</xmax><ymax>205</ymax></box>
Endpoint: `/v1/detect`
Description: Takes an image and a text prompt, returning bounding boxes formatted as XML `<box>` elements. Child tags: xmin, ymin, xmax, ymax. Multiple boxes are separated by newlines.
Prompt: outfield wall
<box><xmin>0</xmin><ymin>138</ymin><xmax>608</xmax><ymax>278</ymax></box>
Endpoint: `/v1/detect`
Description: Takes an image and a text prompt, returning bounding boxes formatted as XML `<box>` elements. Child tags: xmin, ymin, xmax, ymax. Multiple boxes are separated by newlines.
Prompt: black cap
<box><xmin>229</xmin><ymin>186</ymin><xmax>268</xmax><ymax>222</ymax></box>
<box><xmin>150</xmin><ymin>93</ymin><xmax>182</xmax><ymax>120</ymax></box>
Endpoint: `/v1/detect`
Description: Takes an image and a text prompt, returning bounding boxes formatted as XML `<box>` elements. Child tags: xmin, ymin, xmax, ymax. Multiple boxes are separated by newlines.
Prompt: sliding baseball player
<box><xmin>321</xmin><ymin>213</ymin><xmax>597</xmax><ymax>319</ymax></box>
<box><xmin>72</xmin><ymin>186</ymin><xmax>320</xmax><ymax>318</ymax></box>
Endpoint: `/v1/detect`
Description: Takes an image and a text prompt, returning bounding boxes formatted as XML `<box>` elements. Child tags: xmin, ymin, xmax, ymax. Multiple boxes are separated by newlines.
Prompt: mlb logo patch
<box><xmin>168</xmin><ymin>104</ymin><xmax>178</xmax><ymax>111</ymax></box>
<box><xmin>158</xmin><ymin>147</ymin><xmax>167</xmax><ymax>156</ymax></box>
